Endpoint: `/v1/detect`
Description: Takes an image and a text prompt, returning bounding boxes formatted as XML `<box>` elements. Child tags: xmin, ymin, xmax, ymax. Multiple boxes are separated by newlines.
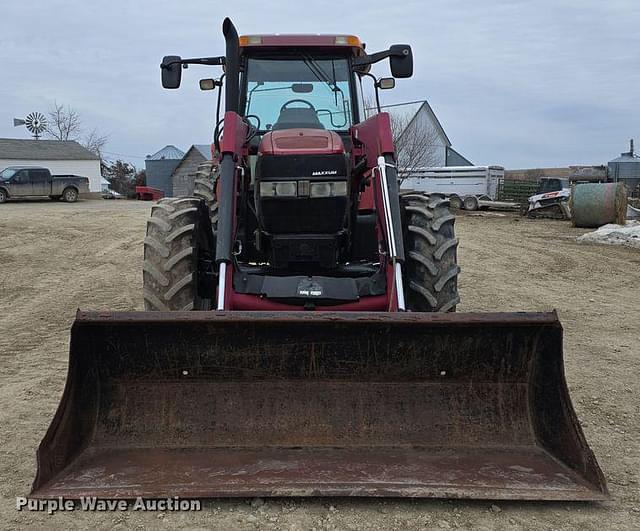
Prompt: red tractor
<box><xmin>144</xmin><ymin>22</ymin><xmax>458</xmax><ymax>314</ymax></box>
<box><xmin>31</xmin><ymin>18</ymin><xmax>606</xmax><ymax>501</ymax></box>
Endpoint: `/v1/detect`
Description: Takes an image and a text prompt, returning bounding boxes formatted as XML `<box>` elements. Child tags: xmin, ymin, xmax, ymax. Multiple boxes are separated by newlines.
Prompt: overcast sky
<box><xmin>1</xmin><ymin>0</ymin><xmax>638</xmax><ymax>168</ymax></box>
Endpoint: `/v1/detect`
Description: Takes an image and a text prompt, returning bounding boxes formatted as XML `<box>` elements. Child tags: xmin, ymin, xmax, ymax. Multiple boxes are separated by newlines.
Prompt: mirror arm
<box><xmin>352</xmin><ymin>48</ymin><xmax>404</xmax><ymax>69</ymax></box>
<box><xmin>161</xmin><ymin>56</ymin><xmax>226</xmax><ymax>70</ymax></box>
<box><xmin>360</xmin><ymin>72</ymin><xmax>381</xmax><ymax>114</ymax></box>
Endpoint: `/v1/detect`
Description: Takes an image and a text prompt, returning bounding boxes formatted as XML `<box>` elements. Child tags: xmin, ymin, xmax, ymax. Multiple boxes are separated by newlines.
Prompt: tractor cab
<box><xmin>238</xmin><ymin>36</ymin><xmax>365</xmax><ymax>136</ymax></box>
<box><xmin>233</xmin><ymin>35</ymin><xmax>412</xmax><ymax>271</ymax></box>
<box><xmin>236</xmin><ymin>40</ymin><xmax>361</xmax><ymax>269</ymax></box>
<box><xmin>537</xmin><ymin>177</ymin><xmax>570</xmax><ymax>194</ymax></box>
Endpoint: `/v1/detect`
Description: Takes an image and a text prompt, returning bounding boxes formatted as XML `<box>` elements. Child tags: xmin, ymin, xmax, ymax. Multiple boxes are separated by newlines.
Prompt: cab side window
<box><xmin>14</xmin><ymin>170</ymin><xmax>28</xmax><ymax>183</ymax></box>
<box><xmin>30</xmin><ymin>169</ymin><xmax>49</xmax><ymax>182</ymax></box>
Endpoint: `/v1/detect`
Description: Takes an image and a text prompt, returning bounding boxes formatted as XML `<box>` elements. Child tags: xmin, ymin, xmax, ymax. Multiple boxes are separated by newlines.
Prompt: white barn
<box><xmin>0</xmin><ymin>138</ymin><xmax>102</xmax><ymax>192</ymax></box>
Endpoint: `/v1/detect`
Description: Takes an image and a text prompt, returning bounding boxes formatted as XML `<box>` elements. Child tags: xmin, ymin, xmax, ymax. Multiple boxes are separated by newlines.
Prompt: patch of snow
<box><xmin>577</xmin><ymin>221</ymin><xmax>640</xmax><ymax>249</ymax></box>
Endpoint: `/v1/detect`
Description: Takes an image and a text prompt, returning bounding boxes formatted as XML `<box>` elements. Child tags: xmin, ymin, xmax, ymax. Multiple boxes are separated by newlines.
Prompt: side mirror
<box><xmin>377</xmin><ymin>77</ymin><xmax>395</xmax><ymax>90</ymax></box>
<box><xmin>389</xmin><ymin>44</ymin><xmax>413</xmax><ymax>78</ymax></box>
<box><xmin>161</xmin><ymin>55</ymin><xmax>182</xmax><ymax>89</ymax></box>
<box><xmin>199</xmin><ymin>78</ymin><xmax>216</xmax><ymax>91</ymax></box>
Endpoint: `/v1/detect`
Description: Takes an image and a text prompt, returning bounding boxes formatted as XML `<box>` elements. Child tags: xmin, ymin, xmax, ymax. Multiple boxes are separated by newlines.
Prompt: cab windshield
<box><xmin>0</xmin><ymin>168</ymin><xmax>18</xmax><ymax>180</ymax></box>
<box><xmin>244</xmin><ymin>57</ymin><xmax>352</xmax><ymax>131</ymax></box>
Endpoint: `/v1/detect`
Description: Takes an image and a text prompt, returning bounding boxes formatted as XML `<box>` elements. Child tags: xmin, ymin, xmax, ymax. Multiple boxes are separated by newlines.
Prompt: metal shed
<box><xmin>144</xmin><ymin>145</ymin><xmax>185</xmax><ymax>197</ymax></box>
<box><xmin>171</xmin><ymin>145</ymin><xmax>211</xmax><ymax>197</ymax></box>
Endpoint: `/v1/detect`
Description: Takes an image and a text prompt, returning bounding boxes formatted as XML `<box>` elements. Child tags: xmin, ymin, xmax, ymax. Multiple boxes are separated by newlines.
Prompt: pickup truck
<box><xmin>0</xmin><ymin>166</ymin><xmax>90</xmax><ymax>203</ymax></box>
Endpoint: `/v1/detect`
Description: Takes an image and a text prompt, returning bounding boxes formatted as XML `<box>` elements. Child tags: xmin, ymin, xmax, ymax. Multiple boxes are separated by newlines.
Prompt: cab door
<box><xmin>10</xmin><ymin>169</ymin><xmax>33</xmax><ymax>197</ymax></box>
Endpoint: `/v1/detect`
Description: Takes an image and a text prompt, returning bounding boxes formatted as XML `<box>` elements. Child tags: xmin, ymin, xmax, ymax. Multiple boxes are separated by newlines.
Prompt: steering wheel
<box><xmin>280</xmin><ymin>99</ymin><xmax>316</xmax><ymax>113</ymax></box>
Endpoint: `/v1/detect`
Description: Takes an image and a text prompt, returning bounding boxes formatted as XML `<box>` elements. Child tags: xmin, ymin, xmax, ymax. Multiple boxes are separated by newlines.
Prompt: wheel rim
<box><xmin>66</xmin><ymin>190</ymin><xmax>77</xmax><ymax>201</ymax></box>
<box><xmin>464</xmin><ymin>197</ymin><xmax>478</xmax><ymax>210</ymax></box>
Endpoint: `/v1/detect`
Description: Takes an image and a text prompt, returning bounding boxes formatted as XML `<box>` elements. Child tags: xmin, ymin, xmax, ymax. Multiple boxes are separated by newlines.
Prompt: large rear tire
<box><xmin>143</xmin><ymin>197</ymin><xmax>216</xmax><ymax>311</ymax></box>
<box><xmin>400</xmin><ymin>193</ymin><xmax>460</xmax><ymax>312</ymax></box>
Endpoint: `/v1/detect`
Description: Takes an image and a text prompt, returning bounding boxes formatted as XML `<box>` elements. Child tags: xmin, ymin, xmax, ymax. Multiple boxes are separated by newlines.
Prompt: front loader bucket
<box><xmin>32</xmin><ymin>311</ymin><xmax>607</xmax><ymax>500</ymax></box>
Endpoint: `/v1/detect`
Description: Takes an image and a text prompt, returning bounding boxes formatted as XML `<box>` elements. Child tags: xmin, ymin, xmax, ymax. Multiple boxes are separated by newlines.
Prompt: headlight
<box><xmin>310</xmin><ymin>181</ymin><xmax>348</xmax><ymax>197</ymax></box>
<box><xmin>310</xmin><ymin>183</ymin><xmax>331</xmax><ymax>197</ymax></box>
<box><xmin>259</xmin><ymin>181</ymin><xmax>297</xmax><ymax>197</ymax></box>
<box><xmin>260</xmin><ymin>181</ymin><xmax>348</xmax><ymax>198</ymax></box>
<box><xmin>275</xmin><ymin>182</ymin><xmax>297</xmax><ymax>196</ymax></box>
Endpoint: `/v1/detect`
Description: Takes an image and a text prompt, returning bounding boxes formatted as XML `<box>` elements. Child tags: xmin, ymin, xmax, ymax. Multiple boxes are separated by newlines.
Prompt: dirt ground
<box><xmin>1</xmin><ymin>199</ymin><xmax>638</xmax><ymax>530</ymax></box>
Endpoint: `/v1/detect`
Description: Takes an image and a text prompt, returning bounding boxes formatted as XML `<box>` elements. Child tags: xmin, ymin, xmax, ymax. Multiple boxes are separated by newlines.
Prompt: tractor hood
<box><xmin>259</xmin><ymin>129</ymin><xmax>345</xmax><ymax>156</ymax></box>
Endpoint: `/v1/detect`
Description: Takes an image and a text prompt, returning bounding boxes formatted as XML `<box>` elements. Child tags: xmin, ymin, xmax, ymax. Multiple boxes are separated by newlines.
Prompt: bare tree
<box><xmin>45</xmin><ymin>102</ymin><xmax>82</xmax><ymax>141</ymax></box>
<box><xmin>365</xmin><ymin>98</ymin><xmax>442</xmax><ymax>179</ymax></box>
<box><xmin>44</xmin><ymin>101</ymin><xmax>109</xmax><ymax>157</ymax></box>
<box><xmin>390</xmin><ymin>109</ymin><xmax>441</xmax><ymax>177</ymax></box>
<box><xmin>83</xmin><ymin>128</ymin><xmax>109</xmax><ymax>158</ymax></box>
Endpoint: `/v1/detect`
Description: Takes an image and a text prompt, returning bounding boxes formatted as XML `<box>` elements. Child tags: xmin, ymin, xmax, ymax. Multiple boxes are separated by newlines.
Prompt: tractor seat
<box><xmin>272</xmin><ymin>107</ymin><xmax>325</xmax><ymax>131</ymax></box>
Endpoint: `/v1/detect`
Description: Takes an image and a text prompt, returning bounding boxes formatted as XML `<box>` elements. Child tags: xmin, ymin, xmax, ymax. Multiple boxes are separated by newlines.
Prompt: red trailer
<box><xmin>135</xmin><ymin>186</ymin><xmax>165</xmax><ymax>201</ymax></box>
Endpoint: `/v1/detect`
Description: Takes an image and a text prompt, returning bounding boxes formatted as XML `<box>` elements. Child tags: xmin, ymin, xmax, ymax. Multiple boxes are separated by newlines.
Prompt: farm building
<box><xmin>373</xmin><ymin>101</ymin><xmax>473</xmax><ymax>169</ymax></box>
<box><xmin>172</xmin><ymin>145</ymin><xmax>212</xmax><ymax>197</ymax></box>
<box><xmin>0</xmin><ymin>138</ymin><xmax>102</xmax><ymax>192</ymax></box>
<box><xmin>608</xmin><ymin>140</ymin><xmax>640</xmax><ymax>196</ymax></box>
<box><xmin>144</xmin><ymin>145</ymin><xmax>185</xmax><ymax>197</ymax></box>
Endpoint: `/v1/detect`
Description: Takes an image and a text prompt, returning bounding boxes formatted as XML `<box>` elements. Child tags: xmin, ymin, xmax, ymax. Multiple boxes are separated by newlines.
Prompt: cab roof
<box><xmin>239</xmin><ymin>34</ymin><xmax>365</xmax><ymax>55</ymax></box>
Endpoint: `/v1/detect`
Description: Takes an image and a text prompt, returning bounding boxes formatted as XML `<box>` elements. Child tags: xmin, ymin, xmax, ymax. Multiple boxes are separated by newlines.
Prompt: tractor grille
<box><xmin>256</xmin><ymin>153</ymin><xmax>347</xmax><ymax>180</ymax></box>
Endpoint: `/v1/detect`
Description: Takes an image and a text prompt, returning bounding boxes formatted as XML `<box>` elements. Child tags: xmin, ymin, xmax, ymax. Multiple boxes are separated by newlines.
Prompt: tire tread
<box><xmin>401</xmin><ymin>193</ymin><xmax>460</xmax><ymax>312</ymax></box>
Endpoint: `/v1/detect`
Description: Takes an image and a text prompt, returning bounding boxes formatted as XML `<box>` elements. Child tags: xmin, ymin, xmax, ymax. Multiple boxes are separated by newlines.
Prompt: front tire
<box><xmin>143</xmin><ymin>197</ymin><xmax>216</xmax><ymax>311</ymax></box>
<box><xmin>0</xmin><ymin>189</ymin><xmax>7</xmax><ymax>204</ymax></box>
<box><xmin>401</xmin><ymin>193</ymin><xmax>460</xmax><ymax>312</ymax></box>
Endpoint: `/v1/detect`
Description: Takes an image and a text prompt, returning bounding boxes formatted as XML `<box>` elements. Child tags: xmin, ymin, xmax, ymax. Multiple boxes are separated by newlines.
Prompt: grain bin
<box><xmin>144</xmin><ymin>145</ymin><xmax>185</xmax><ymax>197</ymax></box>
<box><xmin>608</xmin><ymin>139</ymin><xmax>640</xmax><ymax>197</ymax></box>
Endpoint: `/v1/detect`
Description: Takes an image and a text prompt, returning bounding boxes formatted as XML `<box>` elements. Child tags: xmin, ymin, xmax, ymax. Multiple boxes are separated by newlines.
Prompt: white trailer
<box><xmin>400</xmin><ymin>165</ymin><xmax>516</xmax><ymax>210</ymax></box>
